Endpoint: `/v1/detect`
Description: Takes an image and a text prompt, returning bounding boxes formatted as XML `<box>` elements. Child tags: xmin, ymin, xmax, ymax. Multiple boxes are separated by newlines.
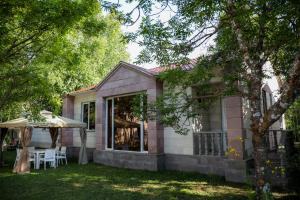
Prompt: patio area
<box><xmin>0</xmin><ymin>151</ymin><xmax>295</xmax><ymax>200</ymax></box>
<box><xmin>18</xmin><ymin>146</ymin><xmax>68</xmax><ymax>170</ymax></box>
<box><xmin>0</xmin><ymin>110</ymin><xmax>88</xmax><ymax>173</ymax></box>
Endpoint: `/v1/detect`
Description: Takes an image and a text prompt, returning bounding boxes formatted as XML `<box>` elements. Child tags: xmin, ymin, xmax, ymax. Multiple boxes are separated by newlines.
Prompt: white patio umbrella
<box><xmin>0</xmin><ymin>110</ymin><xmax>88</xmax><ymax>174</ymax></box>
<box><xmin>0</xmin><ymin>110</ymin><xmax>86</xmax><ymax>128</ymax></box>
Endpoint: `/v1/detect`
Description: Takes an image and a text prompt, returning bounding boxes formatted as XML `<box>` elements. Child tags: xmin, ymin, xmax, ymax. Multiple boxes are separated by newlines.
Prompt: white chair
<box><xmin>39</xmin><ymin>149</ymin><xmax>56</xmax><ymax>170</ymax></box>
<box><xmin>55</xmin><ymin>146</ymin><xmax>60</xmax><ymax>152</ymax></box>
<box><xmin>56</xmin><ymin>146</ymin><xmax>67</xmax><ymax>165</ymax></box>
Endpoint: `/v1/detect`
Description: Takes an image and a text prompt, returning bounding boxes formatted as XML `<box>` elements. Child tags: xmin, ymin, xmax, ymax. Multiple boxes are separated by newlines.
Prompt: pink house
<box><xmin>62</xmin><ymin>61</ymin><xmax>283</xmax><ymax>183</ymax></box>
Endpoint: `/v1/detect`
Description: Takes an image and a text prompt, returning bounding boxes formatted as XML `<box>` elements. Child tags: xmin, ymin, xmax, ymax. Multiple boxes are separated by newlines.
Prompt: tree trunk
<box><xmin>252</xmin><ymin>132</ymin><xmax>266</xmax><ymax>200</ymax></box>
<box><xmin>249</xmin><ymin>92</ymin><xmax>268</xmax><ymax>200</ymax></box>
<box><xmin>49</xmin><ymin>127</ymin><xmax>59</xmax><ymax>148</ymax></box>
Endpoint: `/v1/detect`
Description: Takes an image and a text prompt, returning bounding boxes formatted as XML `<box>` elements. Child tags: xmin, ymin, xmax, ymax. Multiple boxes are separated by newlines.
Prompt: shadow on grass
<box><xmin>0</xmin><ymin>151</ymin><xmax>249</xmax><ymax>200</ymax></box>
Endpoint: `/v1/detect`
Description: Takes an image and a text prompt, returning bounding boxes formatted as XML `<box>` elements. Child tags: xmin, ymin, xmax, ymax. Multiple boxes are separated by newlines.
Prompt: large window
<box><xmin>106</xmin><ymin>94</ymin><xmax>148</xmax><ymax>152</ymax></box>
<box><xmin>82</xmin><ymin>102</ymin><xmax>95</xmax><ymax>130</ymax></box>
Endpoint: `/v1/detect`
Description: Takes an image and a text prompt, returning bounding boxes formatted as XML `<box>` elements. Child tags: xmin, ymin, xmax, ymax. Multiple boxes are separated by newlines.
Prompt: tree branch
<box><xmin>226</xmin><ymin>0</ymin><xmax>252</xmax><ymax>70</ymax></box>
<box><xmin>261</xmin><ymin>48</ymin><xmax>300</xmax><ymax>132</ymax></box>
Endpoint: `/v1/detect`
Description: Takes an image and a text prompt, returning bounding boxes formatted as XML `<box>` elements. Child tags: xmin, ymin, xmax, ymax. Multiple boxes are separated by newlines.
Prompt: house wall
<box><xmin>62</xmin><ymin>94</ymin><xmax>96</xmax><ymax>161</ymax></box>
<box><xmin>31</xmin><ymin>90</ymin><xmax>95</xmax><ymax>149</ymax></box>
<box><xmin>73</xmin><ymin>92</ymin><xmax>96</xmax><ymax>148</ymax></box>
<box><xmin>62</xmin><ymin>95</ymin><xmax>74</xmax><ymax>147</ymax></box>
<box><xmin>164</xmin><ymin>87</ymin><xmax>194</xmax><ymax>155</ymax></box>
<box><xmin>163</xmin><ymin>85</ymin><xmax>225</xmax><ymax>156</ymax></box>
<box><xmin>94</xmin><ymin>64</ymin><xmax>164</xmax><ymax>170</ymax></box>
<box><xmin>164</xmin><ymin>127</ymin><xmax>194</xmax><ymax>155</ymax></box>
<box><xmin>224</xmin><ymin>96</ymin><xmax>245</xmax><ymax>160</ymax></box>
<box><xmin>164</xmin><ymin>154</ymin><xmax>247</xmax><ymax>183</ymax></box>
<box><xmin>59</xmin><ymin>62</ymin><xmax>249</xmax><ymax>182</ymax></box>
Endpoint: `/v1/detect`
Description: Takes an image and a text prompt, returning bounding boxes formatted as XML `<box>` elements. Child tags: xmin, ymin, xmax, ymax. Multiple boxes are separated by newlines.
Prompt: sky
<box><xmin>111</xmin><ymin>0</ymin><xmax>210</xmax><ymax>69</ymax></box>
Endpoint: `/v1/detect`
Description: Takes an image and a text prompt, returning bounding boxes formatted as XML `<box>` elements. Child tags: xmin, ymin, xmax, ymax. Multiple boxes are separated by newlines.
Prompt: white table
<box><xmin>31</xmin><ymin>149</ymin><xmax>45</xmax><ymax>169</ymax></box>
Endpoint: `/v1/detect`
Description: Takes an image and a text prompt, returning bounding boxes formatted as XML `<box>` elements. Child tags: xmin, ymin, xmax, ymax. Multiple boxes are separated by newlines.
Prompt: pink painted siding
<box><xmin>224</xmin><ymin>96</ymin><xmax>245</xmax><ymax>160</ymax></box>
<box><xmin>62</xmin><ymin>95</ymin><xmax>74</xmax><ymax>147</ymax></box>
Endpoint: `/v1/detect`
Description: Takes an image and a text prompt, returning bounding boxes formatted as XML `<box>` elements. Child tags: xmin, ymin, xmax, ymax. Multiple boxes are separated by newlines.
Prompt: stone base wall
<box><xmin>93</xmin><ymin>150</ymin><xmax>248</xmax><ymax>183</ymax></box>
<box><xmin>93</xmin><ymin>150</ymin><xmax>165</xmax><ymax>171</ymax></box>
<box><xmin>165</xmin><ymin>154</ymin><xmax>247</xmax><ymax>183</ymax></box>
<box><xmin>164</xmin><ymin>154</ymin><xmax>226</xmax><ymax>176</ymax></box>
<box><xmin>67</xmin><ymin>147</ymin><xmax>95</xmax><ymax>161</ymax></box>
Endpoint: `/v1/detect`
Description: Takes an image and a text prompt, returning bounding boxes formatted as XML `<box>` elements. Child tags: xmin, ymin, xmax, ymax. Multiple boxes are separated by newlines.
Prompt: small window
<box><xmin>82</xmin><ymin>102</ymin><xmax>96</xmax><ymax>130</ymax></box>
<box><xmin>262</xmin><ymin>90</ymin><xmax>267</xmax><ymax>114</ymax></box>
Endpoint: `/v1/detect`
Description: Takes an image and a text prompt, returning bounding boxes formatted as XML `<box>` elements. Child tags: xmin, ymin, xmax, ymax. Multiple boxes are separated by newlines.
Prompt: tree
<box><xmin>0</xmin><ymin>0</ymin><xmax>128</xmax><ymax>165</ymax></box>
<box><xmin>119</xmin><ymin>0</ymin><xmax>300</xmax><ymax>199</ymax></box>
<box><xmin>30</xmin><ymin>13</ymin><xmax>129</xmax><ymax>113</ymax></box>
<box><xmin>286</xmin><ymin>97</ymin><xmax>300</xmax><ymax>134</ymax></box>
<box><xmin>0</xmin><ymin>0</ymin><xmax>97</xmax><ymax>116</ymax></box>
<box><xmin>0</xmin><ymin>0</ymin><xmax>128</xmax><ymax>117</ymax></box>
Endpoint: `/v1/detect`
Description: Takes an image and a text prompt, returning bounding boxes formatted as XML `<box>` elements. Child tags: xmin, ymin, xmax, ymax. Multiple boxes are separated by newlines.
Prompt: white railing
<box><xmin>193</xmin><ymin>131</ymin><xmax>227</xmax><ymax>156</ymax></box>
<box><xmin>264</xmin><ymin>130</ymin><xmax>288</xmax><ymax>151</ymax></box>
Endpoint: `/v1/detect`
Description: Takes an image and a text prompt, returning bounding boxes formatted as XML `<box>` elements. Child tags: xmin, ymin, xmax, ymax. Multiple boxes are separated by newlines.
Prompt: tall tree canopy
<box><xmin>0</xmin><ymin>0</ymin><xmax>128</xmax><ymax>119</ymax></box>
<box><xmin>117</xmin><ymin>0</ymin><xmax>300</xmax><ymax>199</ymax></box>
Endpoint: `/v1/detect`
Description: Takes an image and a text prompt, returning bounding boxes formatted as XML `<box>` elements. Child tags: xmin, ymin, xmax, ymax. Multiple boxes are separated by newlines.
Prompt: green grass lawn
<box><xmin>0</xmin><ymin>151</ymin><xmax>292</xmax><ymax>200</ymax></box>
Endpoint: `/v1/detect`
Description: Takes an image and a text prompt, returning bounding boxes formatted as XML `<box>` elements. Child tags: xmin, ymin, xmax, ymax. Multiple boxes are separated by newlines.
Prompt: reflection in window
<box><xmin>83</xmin><ymin>104</ymin><xmax>89</xmax><ymax>126</ymax></box>
<box><xmin>262</xmin><ymin>90</ymin><xmax>267</xmax><ymax>114</ymax></box>
<box><xmin>143</xmin><ymin>121</ymin><xmax>148</xmax><ymax>151</ymax></box>
<box><xmin>89</xmin><ymin>102</ymin><xmax>95</xmax><ymax>130</ymax></box>
<box><xmin>106</xmin><ymin>94</ymin><xmax>148</xmax><ymax>152</ymax></box>
<box><xmin>82</xmin><ymin>102</ymin><xmax>96</xmax><ymax>130</ymax></box>
<box><xmin>107</xmin><ymin>100</ymin><xmax>112</xmax><ymax>148</ymax></box>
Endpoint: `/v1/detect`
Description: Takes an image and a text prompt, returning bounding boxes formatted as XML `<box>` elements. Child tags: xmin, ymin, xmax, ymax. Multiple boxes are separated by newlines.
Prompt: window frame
<box><xmin>105</xmin><ymin>93</ymin><xmax>148</xmax><ymax>153</ymax></box>
<box><xmin>81</xmin><ymin>101</ymin><xmax>96</xmax><ymax>131</ymax></box>
<box><xmin>262</xmin><ymin>89</ymin><xmax>268</xmax><ymax>114</ymax></box>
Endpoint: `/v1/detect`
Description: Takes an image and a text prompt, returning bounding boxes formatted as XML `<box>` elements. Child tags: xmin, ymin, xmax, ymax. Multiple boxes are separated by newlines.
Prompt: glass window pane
<box><xmin>143</xmin><ymin>95</ymin><xmax>148</xmax><ymax>151</ymax></box>
<box><xmin>262</xmin><ymin>90</ymin><xmax>267</xmax><ymax>114</ymax></box>
<box><xmin>83</xmin><ymin>103</ymin><xmax>89</xmax><ymax>125</ymax></box>
<box><xmin>107</xmin><ymin>100</ymin><xmax>112</xmax><ymax>148</ymax></box>
<box><xmin>143</xmin><ymin>121</ymin><xmax>148</xmax><ymax>151</ymax></box>
<box><xmin>89</xmin><ymin>102</ymin><xmax>95</xmax><ymax>130</ymax></box>
<box><xmin>113</xmin><ymin>95</ymin><xmax>141</xmax><ymax>151</ymax></box>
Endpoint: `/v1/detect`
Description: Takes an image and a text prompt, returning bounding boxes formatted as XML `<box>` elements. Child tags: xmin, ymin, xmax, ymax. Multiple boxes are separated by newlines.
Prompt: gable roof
<box><xmin>68</xmin><ymin>59</ymin><xmax>198</xmax><ymax>95</ymax></box>
<box><xmin>95</xmin><ymin>61</ymin><xmax>155</xmax><ymax>91</ymax></box>
<box><xmin>148</xmin><ymin>59</ymin><xmax>197</xmax><ymax>75</ymax></box>
<box><xmin>68</xmin><ymin>84</ymin><xmax>97</xmax><ymax>95</ymax></box>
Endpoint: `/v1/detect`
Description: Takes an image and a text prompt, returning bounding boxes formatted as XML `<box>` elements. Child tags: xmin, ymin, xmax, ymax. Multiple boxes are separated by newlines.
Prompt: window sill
<box><xmin>104</xmin><ymin>149</ymin><xmax>148</xmax><ymax>154</ymax></box>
